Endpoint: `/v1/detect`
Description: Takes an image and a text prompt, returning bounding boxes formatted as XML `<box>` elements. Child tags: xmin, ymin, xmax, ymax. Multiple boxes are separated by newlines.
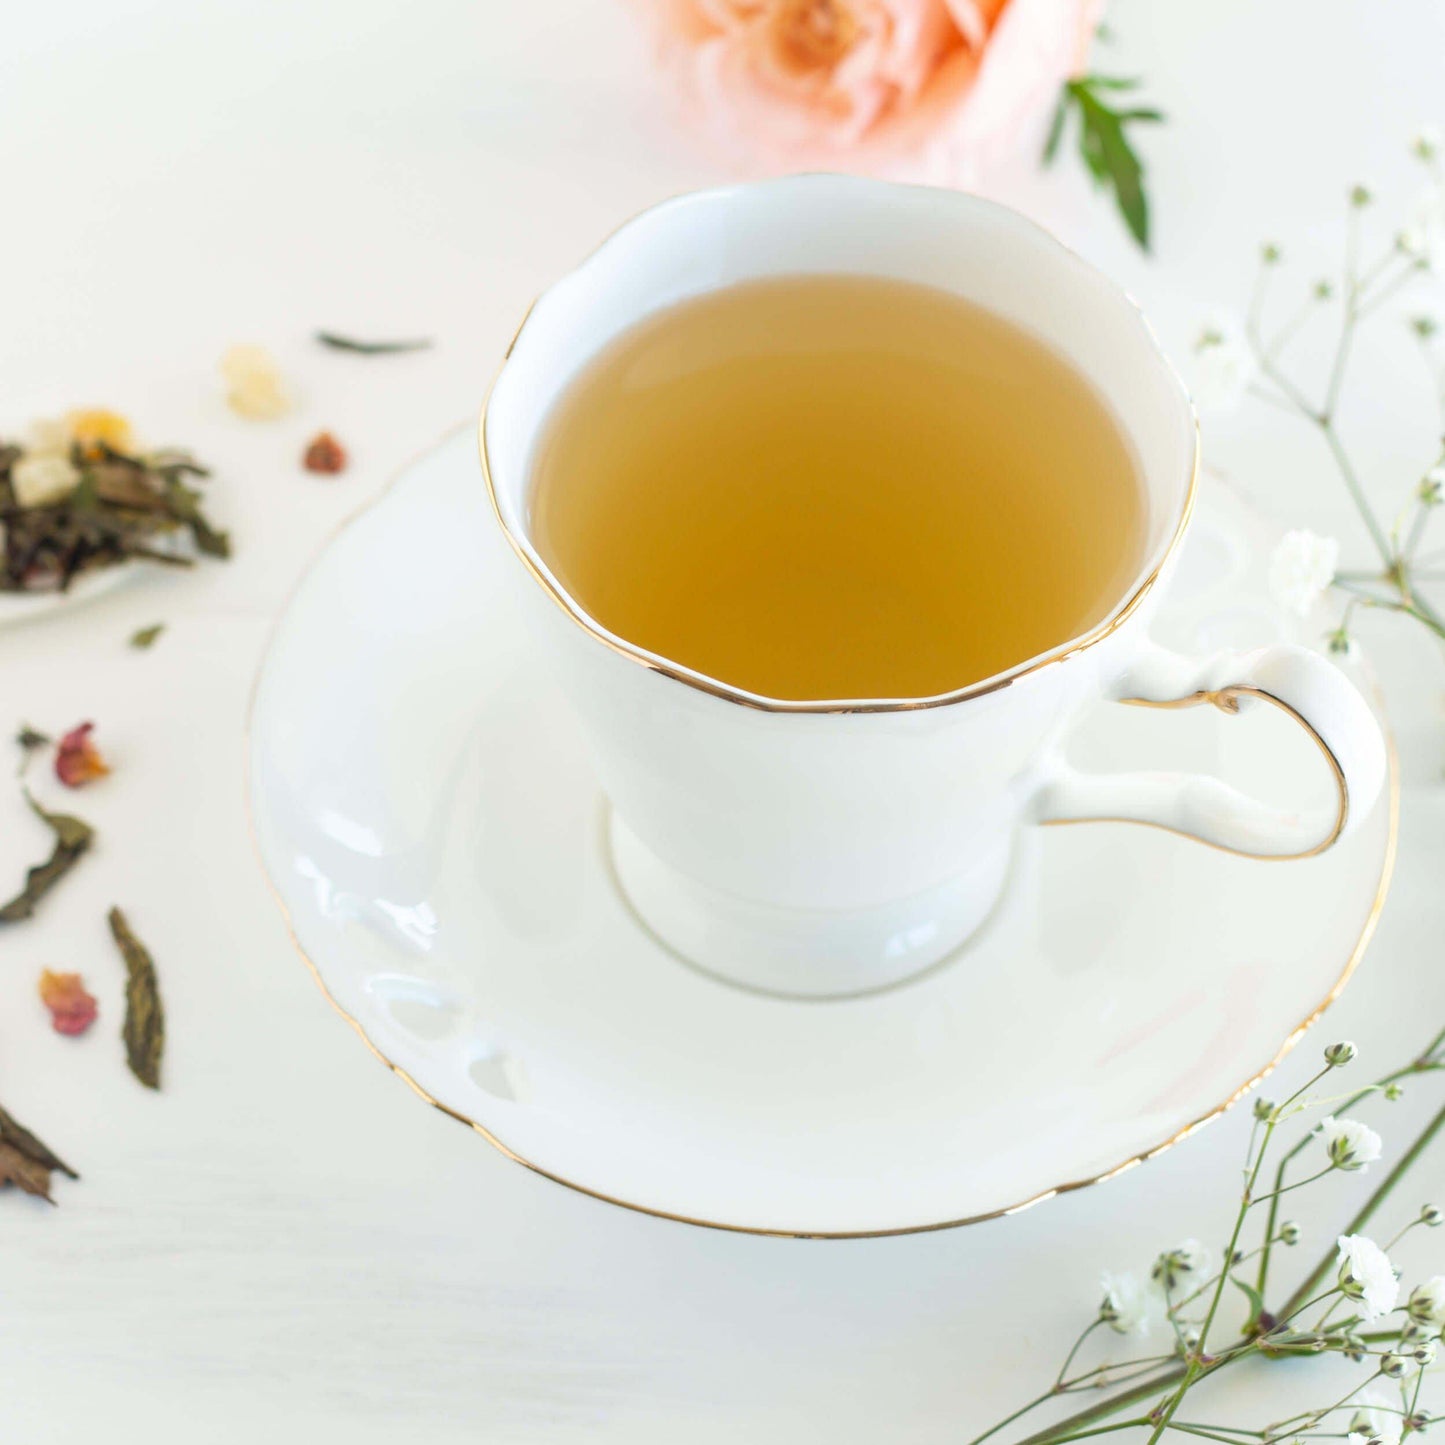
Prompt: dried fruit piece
<box><xmin>10</xmin><ymin>453</ymin><xmax>80</xmax><ymax>508</ymax></box>
<box><xmin>55</xmin><ymin>722</ymin><xmax>108</xmax><ymax>788</ymax></box>
<box><xmin>302</xmin><ymin>432</ymin><xmax>347</xmax><ymax>474</ymax></box>
<box><xmin>38</xmin><ymin>970</ymin><xmax>98</xmax><ymax>1036</ymax></box>
<box><xmin>0</xmin><ymin>1101</ymin><xmax>78</xmax><ymax>1206</ymax></box>
<box><xmin>110</xmin><ymin>907</ymin><xmax>164</xmax><ymax>1089</ymax></box>
<box><xmin>220</xmin><ymin>345</ymin><xmax>291</xmax><ymax>419</ymax></box>
<box><xmin>65</xmin><ymin>409</ymin><xmax>134</xmax><ymax>459</ymax></box>
<box><xmin>0</xmin><ymin>793</ymin><xmax>94</xmax><ymax>924</ymax></box>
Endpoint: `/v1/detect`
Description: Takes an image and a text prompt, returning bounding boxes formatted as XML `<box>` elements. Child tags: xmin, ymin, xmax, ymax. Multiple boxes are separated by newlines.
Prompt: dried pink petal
<box><xmin>38</xmin><ymin>970</ymin><xmax>98</xmax><ymax>1037</ymax></box>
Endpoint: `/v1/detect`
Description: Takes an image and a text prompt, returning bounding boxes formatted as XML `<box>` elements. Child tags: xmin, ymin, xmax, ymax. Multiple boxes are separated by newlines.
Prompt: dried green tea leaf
<box><xmin>0</xmin><ymin>1140</ymin><xmax>57</xmax><ymax>1203</ymax></box>
<box><xmin>1</xmin><ymin>425</ymin><xmax>227</xmax><ymax>593</ymax></box>
<box><xmin>109</xmin><ymin>906</ymin><xmax>164</xmax><ymax>1090</ymax></box>
<box><xmin>15</xmin><ymin>724</ymin><xmax>50</xmax><ymax>776</ymax></box>
<box><xmin>0</xmin><ymin>1101</ymin><xmax>78</xmax><ymax>1205</ymax></box>
<box><xmin>129</xmin><ymin>623</ymin><xmax>165</xmax><ymax>650</ymax></box>
<box><xmin>315</xmin><ymin>331</ymin><xmax>432</xmax><ymax>355</ymax></box>
<box><xmin>0</xmin><ymin>792</ymin><xmax>94</xmax><ymax>924</ymax></box>
<box><xmin>0</xmin><ymin>1102</ymin><xmax>78</xmax><ymax>1179</ymax></box>
<box><xmin>159</xmin><ymin>475</ymin><xmax>230</xmax><ymax>558</ymax></box>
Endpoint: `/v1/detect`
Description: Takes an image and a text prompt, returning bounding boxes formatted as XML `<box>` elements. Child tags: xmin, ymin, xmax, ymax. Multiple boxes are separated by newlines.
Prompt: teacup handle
<box><xmin>1029</xmin><ymin>642</ymin><xmax>1387</xmax><ymax>858</ymax></box>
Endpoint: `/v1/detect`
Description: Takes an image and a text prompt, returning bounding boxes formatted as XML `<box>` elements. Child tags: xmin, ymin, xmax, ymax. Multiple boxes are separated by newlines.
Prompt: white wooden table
<box><xmin>3</xmin><ymin>2</ymin><xmax>1445</xmax><ymax>1438</ymax></box>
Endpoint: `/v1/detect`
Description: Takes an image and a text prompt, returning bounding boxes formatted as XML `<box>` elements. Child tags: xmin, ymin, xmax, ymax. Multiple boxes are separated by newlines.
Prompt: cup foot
<box><xmin>606</xmin><ymin>812</ymin><xmax>1014</xmax><ymax>999</ymax></box>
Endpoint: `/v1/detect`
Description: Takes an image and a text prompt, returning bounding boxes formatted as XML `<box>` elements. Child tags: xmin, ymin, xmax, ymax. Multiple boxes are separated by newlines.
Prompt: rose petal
<box><xmin>38</xmin><ymin>970</ymin><xmax>98</xmax><ymax>1037</ymax></box>
<box><xmin>55</xmin><ymin>722</ymin><xmax>110</xmax><ymax>789</ymax></box>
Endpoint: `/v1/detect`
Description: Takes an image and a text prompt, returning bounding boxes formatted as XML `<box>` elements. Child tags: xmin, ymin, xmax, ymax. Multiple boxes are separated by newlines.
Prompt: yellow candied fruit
<box><xmin>220</xmin><ymin>345</ymin><xmax>291</xmax><ymax>420</ymax></box>
<box><xmin>65</xmin><ymin>408</ymin><xmax>134</xmax><ymax>458</ymax></box>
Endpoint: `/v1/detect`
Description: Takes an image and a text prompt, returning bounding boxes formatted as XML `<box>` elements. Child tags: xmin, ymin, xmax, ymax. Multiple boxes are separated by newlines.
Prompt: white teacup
<box><xmin>480</xmin><ymin>175</ymin><xmax>1386</xmax><ymax>999</ymax></box>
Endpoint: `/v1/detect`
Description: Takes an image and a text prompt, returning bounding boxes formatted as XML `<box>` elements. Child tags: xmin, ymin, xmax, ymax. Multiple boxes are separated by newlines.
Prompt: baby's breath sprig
<box><xmin>1194</xmin><ymin>134</ymin><xmax>1445</xmax><ymax>664</ymax></box>
<box><xmin>968</xmin><ymin>1028</ymin><xmax>1445</xmax><ymax>1445</ymax></box>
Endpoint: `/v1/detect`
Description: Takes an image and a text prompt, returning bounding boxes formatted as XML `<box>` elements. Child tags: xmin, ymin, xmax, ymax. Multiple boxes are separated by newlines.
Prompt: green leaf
<box><xmin>1042</xmin><ymin>90</ymin><xmax>1069</xmax><ymax>166</ymax></box>
<box><xmin>1228</xmin><ymin>1273</ymin><xmax>1266</xmax><ymax>1322</ymax></box>
<box><xmin>1048</xmin><ymin>69</ymin><xmax>1162</xmax><ymax>253</ymax></box>
<box><xmin>128</xmin><ymin>623</ymin><xmax>165</xmax><ymax>650</ymax></box>
<box><xmin>1072</xmin><ymin>84</ymin><xmax>1152</xmax><ymax>249</ymax></box>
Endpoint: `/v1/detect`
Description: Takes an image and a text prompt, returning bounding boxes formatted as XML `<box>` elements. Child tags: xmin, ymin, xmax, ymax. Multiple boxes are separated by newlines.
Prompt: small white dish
<box><xmin>247</xmin><ymin>428</ymin><xmax>1396</xmax><ymax>1238</ymax></box>
<box><xmin>0</xmin><ymin>562</ymin><xmax>140</xmax><ymax>628</ymax></box>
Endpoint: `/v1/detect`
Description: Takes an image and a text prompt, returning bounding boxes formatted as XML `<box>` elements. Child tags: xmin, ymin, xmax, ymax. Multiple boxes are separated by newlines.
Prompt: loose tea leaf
<box><xmin>0</xmin><ymin>793</ymin><xmax>94</xmax><ymax>924</ymax></box>
<box><xmin>315</xmin><ymin>331</ymin><xmax>431</xmax><ymax>355</ymax></box>
<box><xmin>1</xmin><ymin>424</ymin><xmax>228</xmax><ymax>593</ymax></box>
<box><xmin>109</xmin><ymin>906</ymin><xmax>164</xmax><ymax>1090</ymax></box>
<box><xmin>38</xmin><ymin>969</ymin><xmax>99</xmax><ymax>1036</ymax></box>
<box><xmin>128</xmin><ymin>623</ymin><xmax>164</xmax><ymax>649</ymax></box>
<box><xmin>0</xmin><ymin>1101</ymin><xmax>78</xmax><ymax>1206</ymax></box>
<box><xmin>15</xmin><ymin>724</ymin><xmax>50</xmax><ymax>775</ymax></box>
<box><xmin>0</xmin><ymin>1141</ymin><xmax>59</xmax><ymax>1202</ymax></box>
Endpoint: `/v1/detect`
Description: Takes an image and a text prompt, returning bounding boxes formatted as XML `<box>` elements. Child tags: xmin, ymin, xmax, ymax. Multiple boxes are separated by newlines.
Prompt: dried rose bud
<box><xmin>38</xmin><ymin>970</ymin><xmax>98</xmax><ymax>1036</ymax></box>
<box><xmin>302</xmin><ymin>431</ymin><xmax>348</xmax><ymax>474</ymax></box>
<box><xmin>55</xmin><ymin>722</ymin><xmax>109</xmax><ymax>788</ymax></box>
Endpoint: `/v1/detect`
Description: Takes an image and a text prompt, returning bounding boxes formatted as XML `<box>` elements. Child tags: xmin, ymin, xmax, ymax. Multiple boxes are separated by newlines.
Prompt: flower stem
<box><xmin>1007</xmin><ymin>1371</ymin><xmax>1185</xmax><ymax>1445</ymax></box>
<box><xmin>1056</xmin><ymin>1320</ymin><xmax>1104</xmax><ymax>1389</ymax></box>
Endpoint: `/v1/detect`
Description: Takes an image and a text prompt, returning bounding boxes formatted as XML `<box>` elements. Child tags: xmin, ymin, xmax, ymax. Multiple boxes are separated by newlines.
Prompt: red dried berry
<box><xmin>303</xmin><ymin>432</ymin><xmax>348</xmax><ymax>474</ymax></box>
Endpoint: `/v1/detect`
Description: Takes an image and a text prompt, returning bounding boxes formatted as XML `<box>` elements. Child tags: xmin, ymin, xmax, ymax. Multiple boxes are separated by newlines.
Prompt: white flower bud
<box><xmin>1152</xmin><ymin>1239</ymin><xmax>1210</xmax><ymax>1292</ymax></box>
<box><xmin>1353</xmin><ymin>1389</ymin><xmax>1405</xmax><ymax>1445</ymax></box>
<box><xmin>1322</xmin><ymin>1116</ymin><xmax>1384</xmax><ymax>1171</ymax></box>
<box><xmin>1382</xmin><ymin>1351</ymin><xmax>1410</xmax><ymax>1378</ymax></box>
<box><xmin>1325</xmin><ymin>1041</ymin><xmax>1358</xmax><ymax>1067</ymax></box>
<box><xmin>1192</xmin><ymin>312</ymin><xmax>1258</xmax><ymax>413</ymax></box>
<box><xmin>1409</xmin><ymin>1277</ymin><xmax>1445</xmax><ymax>1326</ymax></box>
<box><xmin>1423</xmin><ymin>1203</ymin><xmax>1443</xmax><ymax>1226</ymax></box>
<box><xmin>1414</xmin><ymin>1340</ymin><xmax>1438</xmax><ymax>1368</ymax></box>
<box><xmin>1098</xmin><ymin>1272</ymin><xmax>1152</xmax><ymax>1335</ymax></box>
<box><xmin>1280</xmin><ymin>1220</ymin><xmax>1303</xmax><ymax>1246</ymax></box>
<box><xmin>1254</xmin><ymin>1097</ymin><xmax>1277</xmax><ymax>1122</ymax></box>
<box><xmin>1337</xmin><ymin>1235</ymin><xmax>1400</xmax><ymax>1319</ymax></box>
<box><xmin>1270</xmin><ymin>531</ymin><xmax>1340</xmax><ymax>618</ymax></box>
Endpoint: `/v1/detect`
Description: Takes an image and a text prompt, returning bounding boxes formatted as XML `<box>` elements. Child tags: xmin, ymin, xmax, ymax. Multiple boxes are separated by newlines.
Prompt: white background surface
<box><xmin>3</xmin><ymin>2</ymin><xmax>1445</xmax><ymax>1439</ymax></box>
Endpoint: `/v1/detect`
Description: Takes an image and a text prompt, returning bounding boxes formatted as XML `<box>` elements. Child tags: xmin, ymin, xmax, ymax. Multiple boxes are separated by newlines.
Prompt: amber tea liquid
<box><xmin>527</xmin><ymin>275</ymin><xmax>1146</xmax><ymax>701</ymax></box>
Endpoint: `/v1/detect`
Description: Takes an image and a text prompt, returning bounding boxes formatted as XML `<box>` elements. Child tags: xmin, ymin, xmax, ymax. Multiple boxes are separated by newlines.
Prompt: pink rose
<box><xmin>632</xmin><ymin>0</ymin><xmax>1103</xmax><ymax>184</ymax></box>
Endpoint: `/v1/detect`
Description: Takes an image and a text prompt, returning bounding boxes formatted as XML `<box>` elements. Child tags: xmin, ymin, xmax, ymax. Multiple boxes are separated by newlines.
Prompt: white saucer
<box><xmin>247</xmin><ymin>427</ymin><xmax>1396</xmax><ymax>1238</ymax></box>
